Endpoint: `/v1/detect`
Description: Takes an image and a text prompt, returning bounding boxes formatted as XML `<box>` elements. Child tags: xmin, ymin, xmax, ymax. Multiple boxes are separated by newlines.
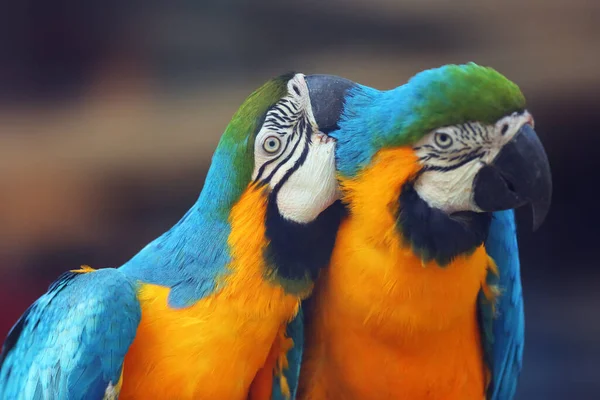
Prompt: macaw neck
<box><xmin>119</xmin><ymin>145</ymin><xmax>251</xmax><ymax>308</ymax></box>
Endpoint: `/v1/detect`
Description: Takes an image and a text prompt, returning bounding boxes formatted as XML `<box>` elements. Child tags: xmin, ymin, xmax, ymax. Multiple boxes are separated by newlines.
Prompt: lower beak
<box><xmin>305</xmin><ymin>74</ymin><xmax>356</xmax><ymax>133</ymax></box>
<box><xmin>473</xmin><ymin>124</ymin><xmax>552</xmax><ymax>230</ymax></box>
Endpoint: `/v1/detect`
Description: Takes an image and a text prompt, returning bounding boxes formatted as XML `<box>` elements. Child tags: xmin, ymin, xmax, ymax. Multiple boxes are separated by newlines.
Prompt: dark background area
<box><xmin>0</xmin><ymin>1</ymin><xmax>598</xmax><ymax>398</ymax></box>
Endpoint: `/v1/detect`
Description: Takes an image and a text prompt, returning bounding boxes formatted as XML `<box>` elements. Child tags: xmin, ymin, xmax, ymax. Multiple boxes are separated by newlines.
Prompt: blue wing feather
<box><xmin>480</xmin><ymin>210</ymin><xmax>525</xmax><ymax>400</ymax></box>
<box><xmin>0</xmin><ymin>268</ymin><xmax>141</xmax><ymax>400</ymax></box>
<box><xmin>271</xmin><ymin>307</ymin><xmax>304</xmax><ymax>400</ymax></box>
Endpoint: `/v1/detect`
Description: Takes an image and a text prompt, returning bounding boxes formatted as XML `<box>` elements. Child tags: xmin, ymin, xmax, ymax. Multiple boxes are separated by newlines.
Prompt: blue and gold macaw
<box><xmin>297</xmin><ymin>64</ymin><xmax>552</xmax><ymax>399</ymax></box>
<box><xmin>0</xmin><ymin>73</ymin><xmax>350</xmax><ymax>400</ymax></box>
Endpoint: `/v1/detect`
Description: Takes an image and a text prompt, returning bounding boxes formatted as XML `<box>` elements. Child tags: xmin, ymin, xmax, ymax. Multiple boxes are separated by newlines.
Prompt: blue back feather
<box><xmin>480</xmin><ymin>210</ymin><xmax>525</xmax><ymax>400</ymax></box>
<box><xmin>119</xmin><ymin>198</ymin><xmax>233</xmax><ymax>308</ymax></box>
<box><xmin>118</xmin><ymin>137</ymin><xmax>259</xmax><ymax>308</ymax></box>
<box><xmin>0</xmin><ymin>269</ymin><xmax>141</xmax><ymax>400</ymax></box>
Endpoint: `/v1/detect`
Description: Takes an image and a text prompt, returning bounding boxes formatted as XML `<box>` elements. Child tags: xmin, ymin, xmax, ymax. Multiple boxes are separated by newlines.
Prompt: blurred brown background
<box><xmin>0</xmin><ymin>1</ymin><xmax>598</xmax><ymax>398</ymax></box>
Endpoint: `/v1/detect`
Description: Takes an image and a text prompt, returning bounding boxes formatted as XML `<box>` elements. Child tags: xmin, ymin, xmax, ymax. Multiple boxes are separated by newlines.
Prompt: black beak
<box><xmin>473</xmin><ymin>124</ymin><xmax>552</xmax><ymax>230</ymax></box>
<box><xmin>305</xmin><ymin>74</ymin><xmax>356</xmax><ymax>133</ymax></box>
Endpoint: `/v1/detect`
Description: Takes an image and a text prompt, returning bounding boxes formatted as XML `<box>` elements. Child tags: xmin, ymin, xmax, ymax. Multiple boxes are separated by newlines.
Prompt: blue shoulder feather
<box><xmin>0</xmin><ymin>269</ymin><xmax>141</xmax><ymax>400</ymax></box>
<box><xmin>479</xmin><ymin>210</ymin><xmax>525</xmax><ymax>400</ymax></box>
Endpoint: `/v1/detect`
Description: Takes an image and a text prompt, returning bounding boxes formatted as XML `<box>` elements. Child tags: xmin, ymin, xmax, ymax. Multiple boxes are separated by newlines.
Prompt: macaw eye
<box><xmin>434</xmin><ymin>132</ymin><xmax>453</xmax><ymax>149</ymax></box>
<box><xmin>263</xmin><ymin>136</ymin><xmax>282</xmax><ymax>154</ymax></box>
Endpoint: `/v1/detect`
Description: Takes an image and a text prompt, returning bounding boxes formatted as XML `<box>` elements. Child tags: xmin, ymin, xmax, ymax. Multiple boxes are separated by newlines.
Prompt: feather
<box><xmin>0</xmin><ymin>268</ymin><xmax>141</xmax><ymax>400</ymax></box>
<box><xmin>480</xmin><ymin>210</ymin><xmax>525</xmax><ymax>400</ymax></box>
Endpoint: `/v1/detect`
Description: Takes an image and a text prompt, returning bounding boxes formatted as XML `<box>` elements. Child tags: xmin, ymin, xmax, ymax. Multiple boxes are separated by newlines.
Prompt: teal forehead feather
<box><xmin>199</xmin><ymin>73</ymin><xmax>292</xmax><ymax>215</ymax></box>
<box><xmin>333</xmin><ymin>63</ymin><xmax>526</xmax><ymax>177</ymax></box>
<box><xmin>399</xmin><ymin>63</ymin><xmax>526</xmax><ymax>144</ymax></box>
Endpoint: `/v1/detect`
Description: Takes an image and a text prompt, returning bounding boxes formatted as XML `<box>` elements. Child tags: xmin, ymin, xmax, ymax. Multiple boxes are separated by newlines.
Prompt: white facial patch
<box><xmin>276</xmin><ymin>134</ymin><xmax>338</xmax><ymax>223</ymax></box>
<box><xmin>251</xmin><ymin>73</ymin><xmax>339</xmax><ymax>223</ymax></box>
<box><xmin>414</xmin><ymin>161</ymin><xmax>482</xmax><ymax>213</ymax></box>
<box><xmin>413</xmin><ymin>111</ymin><xmax>533</xmax><ymax>213</ymax></box>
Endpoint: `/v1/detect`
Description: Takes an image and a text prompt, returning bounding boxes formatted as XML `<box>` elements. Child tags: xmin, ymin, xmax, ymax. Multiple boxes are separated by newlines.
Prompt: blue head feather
<box><xmin>332</xmin><ymin>63</ymin><xmax>526</xmax><ymax>177</ymax></box>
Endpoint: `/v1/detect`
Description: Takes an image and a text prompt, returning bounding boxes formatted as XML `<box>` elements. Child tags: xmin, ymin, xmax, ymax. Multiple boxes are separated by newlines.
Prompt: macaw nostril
<box><xmin>524</xmin><ymin>114</ymin><xmax>534</xmax><ymax>128</ymax></box>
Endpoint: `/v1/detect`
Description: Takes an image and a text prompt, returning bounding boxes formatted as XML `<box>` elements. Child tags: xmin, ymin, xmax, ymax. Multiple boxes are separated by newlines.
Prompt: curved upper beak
<box><xmin>473</xmin><ymin>123</ymin><xmax>552</xmax><ymax>230</ymax></box>
<box><xmin>305</xmin><ymin>74</ymin><xmax>356</xmax><ymax>133</ymax></box>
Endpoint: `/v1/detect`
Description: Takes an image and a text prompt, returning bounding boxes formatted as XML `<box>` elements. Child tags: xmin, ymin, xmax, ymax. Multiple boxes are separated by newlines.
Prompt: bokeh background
<box><xmin>1</xmin><ymin>1</ymin><xmax>598</xmax><ymax>398</ymax></box>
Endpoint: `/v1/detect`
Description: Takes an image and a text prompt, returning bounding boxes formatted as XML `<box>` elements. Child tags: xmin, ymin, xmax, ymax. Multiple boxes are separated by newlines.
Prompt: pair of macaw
<box><xmin>0</xmin><ymin>63</ymin><xmax>551</xmax><ymax>400</ymax></box>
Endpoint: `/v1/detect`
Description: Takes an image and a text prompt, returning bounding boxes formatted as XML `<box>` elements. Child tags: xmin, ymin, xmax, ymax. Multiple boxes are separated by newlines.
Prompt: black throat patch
<box><xmin>396</xmin><ymin>182</ymin><xmax>491</xmax><ymax>266</ymax></box>
<box><xmin>264</xmin><ymin>193</ymin><xmax>346</xmax><ymax>294</ymax></box>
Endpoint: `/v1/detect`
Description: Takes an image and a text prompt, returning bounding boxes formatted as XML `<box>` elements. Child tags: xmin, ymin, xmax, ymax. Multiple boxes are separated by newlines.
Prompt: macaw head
<box><xmin>195</xmin><ymin>72</ymin><xmax>355</xmax><ymax>294</ymax></box>
<box><xmin>203</xmin><ymin>72</ymin><xmax>341</xmax><ymax>224</ymax></box>
<box><xmin>306</xmin><ymin>63</ymin><xmax>552</xmax><ymax>264</ymax></box>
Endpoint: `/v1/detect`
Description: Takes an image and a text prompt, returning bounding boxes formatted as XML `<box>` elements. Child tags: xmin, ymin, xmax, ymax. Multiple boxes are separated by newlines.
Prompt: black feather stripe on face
<box><xmin>263</xmin><ymin>197</ymin><xmax>346</xmax><ymax>293</ymax></box>
<box><xmin>415</xmin><ymin>122</ymin><xmax>493</xmax><ymax>172</ymax></box>
<box><xmin>254</xmin><ymin>88</ymin><xmax>311</xmax><ymax>186</ymax></box>
<box><xmin>421</xmin><ymin>150</ymin><xmax>486</xmax><ymax>172</ymax></box>
<box><xmin>396</xmin><ymin>182</ymin><xmax>491</xmax><ymax>266</ymax></box>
